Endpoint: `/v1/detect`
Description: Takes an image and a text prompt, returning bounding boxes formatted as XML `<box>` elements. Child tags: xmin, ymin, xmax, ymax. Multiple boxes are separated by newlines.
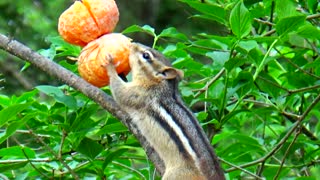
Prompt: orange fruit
<box><xmin>78</xmin><ymin>33</ymin><xmax>131</xmax><ymax>87</ymax></box>
<box><xmin>58</xmin><ymin>0</ymin><xmax>119</xmax><ymax>47</ymax></box>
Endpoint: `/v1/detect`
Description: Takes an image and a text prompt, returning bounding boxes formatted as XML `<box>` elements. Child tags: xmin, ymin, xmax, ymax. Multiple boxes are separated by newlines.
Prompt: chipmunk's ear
<box><xmin>158</xmin><ymin>67</ymin><xmax>184</xmax><ymax>80</ymax></box>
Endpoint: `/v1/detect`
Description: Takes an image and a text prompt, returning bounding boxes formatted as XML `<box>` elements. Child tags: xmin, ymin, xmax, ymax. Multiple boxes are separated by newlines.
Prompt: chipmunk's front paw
<box><xmin>102</xmin><ymin>54</ymin><xmax>119</xmax><ymax>78</ymax></box>
<box><xmin>105</xmin><ymin>54</ymin><xmax>114</xmax><ymax>65</ymax></box>
<box><xmin>102</xmin><ymin>54</ymin><xmax>114</xmax><ymax>69</ymax></box>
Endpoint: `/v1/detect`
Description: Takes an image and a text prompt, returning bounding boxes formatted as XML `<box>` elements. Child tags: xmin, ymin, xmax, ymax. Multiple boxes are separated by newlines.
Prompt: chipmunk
<box><xmin>104</xmin><ymin>43</ymin><xmax>225</xmax><ymax>180</ymax></box>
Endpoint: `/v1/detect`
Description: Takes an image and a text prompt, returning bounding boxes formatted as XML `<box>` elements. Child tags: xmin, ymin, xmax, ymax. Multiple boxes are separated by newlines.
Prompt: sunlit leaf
<box><xmin>36</xmin><ymin>85</ymin><xmax>77</xmax><ymax>109</ymax></box>
<box><xmin>159</xmin><ymin>27</ymin><xmax>188</xmax><ymax>41</ymax></box>
<box><xmin>0</xmin><ymin>146</ymin><xmax>36</xmax><ymax>158</ymax></box>
<box><xmin>122</xmin><ymin>24</ymin><xmax>156</xmax><ymax>37</ymax></box>
<box><xmin>0</xmin><ymin>113</ymin><xmax>36</xmax><ymax>143</ymax></box>
<box><xmin>0</xmin><ymin>103</ymin><xmax>32</xmax><ymax>127</ymax></box>
<box><xmin>297</xmin><ymin>23</ymin><xmax>320</xmax><ymax>39</ymax></box>
<box><xmin>229</xmin><ymin>1</ymin><xmax>252</xmax><ymax>38</ymax></box>
<box><xmin>276</xmin><ymin>15</ymin><xmax>306</xmax><ymax>37</ymax></box>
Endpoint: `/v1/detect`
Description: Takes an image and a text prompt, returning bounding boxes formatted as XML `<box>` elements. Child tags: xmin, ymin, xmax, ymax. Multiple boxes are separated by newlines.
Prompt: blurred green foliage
<box><xmin>0</xmin><ymin>0</ymin><xmax>72</xmax><ymax>94</ymax></box>
<box><xmin>0</xmin><ymin>0</ymin><xmax>69</xmax><ymax>48</ymax></box>
<box><xmin>0</xmin><ymin>0</ymin><xmax>320</xmax><ymax>179</ymax></box>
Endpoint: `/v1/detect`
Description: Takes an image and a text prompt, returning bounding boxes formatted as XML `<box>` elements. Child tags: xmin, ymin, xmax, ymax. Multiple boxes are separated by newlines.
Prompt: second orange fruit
<box><xmin>78</xmin><ymin>33</ymin><xmax>132</xmax><ymax>87</ymax></box>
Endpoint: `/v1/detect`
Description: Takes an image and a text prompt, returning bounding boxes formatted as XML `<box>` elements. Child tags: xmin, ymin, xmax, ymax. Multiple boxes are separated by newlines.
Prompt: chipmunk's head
<box><xmin>129</xmin><ymin>43</ymin><xmax>183</xmax><ymax>84</ymax></box>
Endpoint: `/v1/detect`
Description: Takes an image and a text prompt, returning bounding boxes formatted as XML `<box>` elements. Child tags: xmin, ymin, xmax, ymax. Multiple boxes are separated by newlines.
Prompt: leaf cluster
<box><xmin>0</xmin><ymin>0</ymin><xmax>320</xmax><ymax>179</ymax></box>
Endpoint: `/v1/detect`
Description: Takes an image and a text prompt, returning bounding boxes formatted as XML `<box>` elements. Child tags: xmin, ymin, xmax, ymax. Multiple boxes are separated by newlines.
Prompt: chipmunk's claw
<box><xmin>105</xmin><ymin>54</ymin><xmax>114</xmax><ymax>64</ymax></box>
<box><xmin>101</xmin><ymin>54</ymin><xmax>114</xmax><ymax>68</ymax></box>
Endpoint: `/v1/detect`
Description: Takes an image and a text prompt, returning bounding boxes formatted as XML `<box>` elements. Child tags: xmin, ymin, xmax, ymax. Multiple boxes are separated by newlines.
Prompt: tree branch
<box><xmin>0</xmin><ymin>34</ymin><xmax>165</xmax><ymax>175</ymax></box>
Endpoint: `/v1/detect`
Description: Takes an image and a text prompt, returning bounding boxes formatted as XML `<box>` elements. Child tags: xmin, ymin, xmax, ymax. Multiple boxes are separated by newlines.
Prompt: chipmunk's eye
<box><xmin>142</xmin><ymin>51</ymin><xmax>152</xmax><ymax>62</ymax></box>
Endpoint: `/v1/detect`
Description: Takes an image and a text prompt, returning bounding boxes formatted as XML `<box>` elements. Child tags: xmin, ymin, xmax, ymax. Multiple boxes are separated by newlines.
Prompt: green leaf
<box><xmin>0</xmin><ymin>113</ymin><xmax>36</xmax><ymax>144</ymax></box>
<box><xmin>307</xmin><ymin>0</ymin><xmax>318</xmax><ymax>13</ymax></box>
<box><xmin>276</xmin><ymin>15</ymin><xmax>306</xmax><ymax>36</ymax></box>
<box><xmin>275</xmin><ymin>0</ymin><xmax>299</xmax><ymax>19</ymax></box>
<box><xmin>76</xmin><ymin>138</ymin><xmax>103</xmax><ymax>160</ymax></box>
<box><xmin>46</xmin><ymin>36</ymin><xmax>81</xmax><ymax>57</ymax></box>
<box><xmin>159</xmin><ymin>27</ymin><xmax>188</xmax><ymax>41</ymax></box>
<box><xmin>206</xmin><ymin>51</ymin><xmax>230</xmax><ymax>69</ymax></box>
<box><xmin>296</xmin><ymin>23</ymin><xmax>320</xmax><ymax>39</ymax></box>
<box><xmin>0</xmin><ymin>162</ymin><xmax>28</xmax><ymax>172</ymax></box>
<box><xmin>255</xmin><ymin>72</ymin><xmax>284</xmax><ymax>98</ymax></box>
<box><xmin>221</xmin><ymin>109</ymin><xmax>251</xmax><ymax>125</ymax></box>
<box><xmin>69</xmin><ymin>105</ymin><xmax>99</xmax><ymax>132</ymax></box>
<box><xmin>229</xmin><ymin>1</ymin><xmax>252</xmax><ymax>38</ymax></box>
<box><xmin>140</xmin><ymin>25</ymin><xmax>156</xmax><ymax>35</ymax></box>
<box><xmin>0</xmin><ymin>103</ymin><xmax>32</xmax><ymax>127</ymax></box>
<box><xmin>122</xmin><ymin>24</ymin><xmax>156</xmax><ymax>37</ymax></box>
<box><xmin>228</xmin><ymin>133</ymin><xmax>266</xmax><ymax>153</ymax></box>
<box><xmin>36</xmin><ymin>85</ymin><xmax>64</xmax><ymax>96</ymax></box>
<box><xmin>0</xmin><ymin>94</ymin><xmax>10</xmax><ymax>107</ymax></box>
<box><xmin>122</xmin><ymin>25</ymin><xmax>143</xmax><ymax>34</ymax></box>
<box><xmin>224</xmin><ymin>57</ymin><xmax>247</xmax><ymax>72</ymax></box>
<box><xmin>102</xmin><ymin>147</ymin><xmax>129</xmax><ymax>170</ymax></box>
<box><xmin>36</xmin><ymin>85</ymin><xmax>77</xmax><ymax>109</ymax></box>
<box><xmin>98</xmin><ymin>122</ymin><xmax>128</xmax><ymax>135</ymax></box>
<box><xmin>15</xmin><ymin>89</ymin><xmax>38</xmax><ymax>103</ymax></box>
<box><xmin>58</xmin><ymin>60</ymin><xmax>78</xmax><ymax>72</ymax></box>
<box><xmin>14</xmin><ymin>172</ymin><xmax>29</xmax><ymax>180</ymax></box>
<box><xmin>232</xmin><ymin>71</ymin><xmax>254</xmax><ymax>98</ymax></box>
<box><xmin>196</xmin><ymin>111</ymin><xmax>208</xmax><ymax>121</ymax></box>
<box><xmin>237</xmin><ymin>40</ymin><xmax>258</xmax><ymax>52</ymax></box>
<box><xmin>179</xmin><ymin>0</ymin><xmax>227</xmax><ymax>25</ymax></box>
<box><xmin>20</xmin><ymin>62</ymin><xmax>31</xmax><ymax>72</ymax></box>
<box><xmin>192</xmin><ymin>38</ymin><xmax>229</xmax><ymax>52</ymax></box>
<box><xmin>0</xmin><ymin>146</ymin><xmax>36</xmax><ymax>158</ymax></box>
<box><xmin>38</xmin><ymin>44</ymin><xmax>56</xmax><ymax>60</ymax></box>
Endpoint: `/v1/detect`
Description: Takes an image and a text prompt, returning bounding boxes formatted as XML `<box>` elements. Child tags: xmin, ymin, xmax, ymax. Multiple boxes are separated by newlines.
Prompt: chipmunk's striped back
<box><xmin>105</xmin><ymin>43</ymin><xmax>225</xmax><ymax>179</ymax></box>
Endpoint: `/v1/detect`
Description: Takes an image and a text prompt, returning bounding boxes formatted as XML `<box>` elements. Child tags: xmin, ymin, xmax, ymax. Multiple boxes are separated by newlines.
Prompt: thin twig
<box><xmin>112</xmin><ymin>161</ymin><xmax>147</xmax><ymax>180</ymax></box>
<box><xmin>219</xmin><ymin>158</ymin><xmax>265</xmax><ymax>180</ymax></box>
<box><xmin>255</xmin><ymin>14</ymin><xmax>320</xmax><ymax>27</ymax></box>
<box><xmin>257</xmin><ymin>76</ymin><xmax>320</xmax><ymax>95</ymax></box>
<box><xmin>257</xmin><ymin>76</ymin><xmax>289</xmax><ymax>92</ymax></box>
<box><xmin>263</xmin><ymin>29</ymin><xmax>276</xmax><ymax>37</ymax></box>
<box><xmin>282</xmin><ymin>112</ymin><xmax>318</xmax><ymax>141</ymax></box>
<box><xmin>0</xmin><ymin>129</ymin><xmax>51</xmax><ymax>138</ymax></box>
<box><xmin>306</xmin><ymin>13</ymin><xmax>320</xmax><ymax>20</ymax></box>
<box><xmin>274</xmin><ymin>128</ymin><xmax>301</xmax><ymax>179</ymax></box>
<box><xmin>256</xmin><ymin>13</ymin><xmax>320</xmax><ymax>37</ymax></box>
<box><xmin>194</xmin><ymin>68</ymin><xmax>225</xmax><ymax>98</ymax></box>
<box><xmin>25</xmin><ymin>124</ymin><xmax>80</xmax><ymax>180</ymax></box>
<box><xmin>21</xmin><ymin>148</ymin><xmax>50</xmax><ymax>179</ymax></box>
<box><xmin>254</xmin><ymin>18</ymin><xmax>275</xmax><ymax>26</ymax></box>
<box><xmin>281</xmin><ymin>111</ymin><xmax>301</xmax><ymax>120</ymax></box>
<box><xmin>288</xmin><ymin>84</ymin><xmax>320</xmax><ymax>94</ymax></box>
<box><xmin>58</xmin><ymin>130</ymin><xmax>67</xmax><ymax>159</ymax></box>
<box><xmin>0</xmin><ymin>158</ymin><xmax>51</xmax><ymax>164</ymax></box>
<box><xmin>253</xmin><ymin>38</ymin><xmax>279</xmax><ymax>80</ymax></box>
<box><xmin>227</xmin><ymin>93</ymin><xmax>320</xmax><ymax>172</ymax></box>
<box><xmin>269</xmin><ymin>0</ymin><xmax>275</xmax><ymax>31</ymax></box>
<box><xmin>275</xmin><ymin>48</ymin><xmax>320</xmax><ymax>80</ymax></box>
<box><xmin>256</xmin><ymin>161</ymin><xmax>265</xmax><ymax>177</ymax></box>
